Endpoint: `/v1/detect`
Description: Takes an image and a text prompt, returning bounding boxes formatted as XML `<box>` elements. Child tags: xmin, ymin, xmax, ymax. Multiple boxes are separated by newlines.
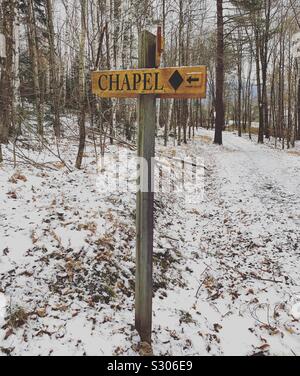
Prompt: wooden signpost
<box><xmin>92</xmin><ymin>28</ymin><xmax>207</xmax><ymax>346</ymax></box>
<box><xmin>91</xmin><ymin>66</ymin><xmax>207</xmax><ymax>99</ymax></box>
<box><xmin>135</xmin><ymin>30</ymin><xmax>156</xmax><ymax>345</ymax></box>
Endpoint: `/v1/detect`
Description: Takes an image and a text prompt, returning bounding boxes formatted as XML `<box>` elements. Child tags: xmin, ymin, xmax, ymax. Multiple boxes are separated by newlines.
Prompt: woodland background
<box><xmin>0</xmin><ymin>0</ymin><xmax>300</xmax><ymax>167</ymax></box>
<box><xmin>1</xmin><ymin>1</ymin><xmax>300</xmax><ymax>357</ymax></box>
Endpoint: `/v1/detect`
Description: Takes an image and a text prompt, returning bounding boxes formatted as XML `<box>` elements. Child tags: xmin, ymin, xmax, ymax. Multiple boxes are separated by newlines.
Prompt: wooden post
<box><xmin>135</xmin><ymin>30</ymin><xmax>156</xmax><ymax>344</ymax></box>
<box><xmin>90</xmin><ymin>30</ymin><xmax>207</xmax><ymax>346</ymax></box>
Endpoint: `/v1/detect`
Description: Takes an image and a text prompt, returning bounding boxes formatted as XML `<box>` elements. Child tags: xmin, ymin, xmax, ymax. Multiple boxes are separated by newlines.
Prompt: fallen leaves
<box><xmin>31</xmin><ymin>230</ymin><xmax>39</xmax><ymax>244</ymax></box>
<box><xmin>9</xmin><ymin>172</ymin><xmax>27</xmax><ymax>184</ymax></box>
<box><xmin>5</xmin><ymin>307</ymin><xmax>29</xmax><ymax>330</ymax></box>
<box><xmin>0</xmin><ymin>131</ymin><xmax>299</xmax><ymax>357</ymax></box>
<box><xmin>95</xmin><ymin>250</ymin><xmax>113</xmax><ymax>262</ymax></box>
<box><xmin>52</xmin><ymin>162</ymin><xmax>66</xmax><ymax>170</ymax></box>
<box><xmin>257</xmin><ymin>343</ymin><xmax>270</xmax><ymax>352</ymax></box>
<box><xmin>52</xmin><ymin>304</ymin><xmax>69</xmax><ymax>312</ymax></box>
<box><xmin>3</xmin><ymin>247</ymin><xmax>9</xmax><ymax>256</ymax></box>
<box><xmin>284</xmin><ymin>324</ymin><xmax>296</xmax><ymax>335</ymax></box>
<box><xmin>7</xmin><ymin>191</ymin><xmax>17</xmax><ymax>199</ymax></box>
<box><xmin>36</xmin><ymin>308</ymin><xmax>47</xmax><ymax>318</ymax></box>
<box><xmin>139</xmin><ymin>342</ymin><xmax>153</xmax><ymax>356</ymax></box>
<box><xmin>77</xmin><ymin>222</ymin><xmax>97</xmax><ymax>234</ymax></box>
<box><xmin>65</xmin><ymin>259</ymin><xmax>83</xmax><ymax>282</ymax></box>
<box><xmin>95</xmin><ymin>234</ymin><xmax>114</xmax><ymax>250</ymax></box>
<box><xmin>213</xmin><ymin>323</ymin><xmax>223</xmax><ymax>333</ymax></box>
<box><xmin>0</xmin><ymin>347</ymin><xmax>15</xmax><ymax>356</ymax></box>
<box><xmin>179</xmin><ymin>311</ymin><xmax>195</xmax><ymax>325</ymax></box>
<box><xmin>4</xmin><ymin>328</ymin><xmax>14</xmax><ymax>341</ymax></box>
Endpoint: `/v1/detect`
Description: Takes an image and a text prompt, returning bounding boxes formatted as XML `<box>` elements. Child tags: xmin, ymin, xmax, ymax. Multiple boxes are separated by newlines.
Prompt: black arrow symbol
<box><xmin>187</xmin><ymin>76</ymin><xmax>200</xmax><ymax>84</ymax></box>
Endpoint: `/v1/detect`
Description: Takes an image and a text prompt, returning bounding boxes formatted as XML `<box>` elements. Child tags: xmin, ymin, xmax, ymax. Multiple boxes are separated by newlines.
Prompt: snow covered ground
<box><xmin>0</xmin><ymin>129</ymin><xmax>299</xmax><ymax>356</ymax></box>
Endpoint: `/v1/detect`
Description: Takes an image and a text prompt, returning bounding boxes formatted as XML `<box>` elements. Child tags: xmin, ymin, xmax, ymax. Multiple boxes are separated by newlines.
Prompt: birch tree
<box><xmin>76</xmin><ymin>0</ymin><xmax>87</xmax><ymax>169</ymax></box>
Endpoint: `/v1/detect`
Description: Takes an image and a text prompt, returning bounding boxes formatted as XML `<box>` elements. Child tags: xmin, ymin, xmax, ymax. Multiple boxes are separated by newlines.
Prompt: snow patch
<box><xmin>291</xmin><ymin>302</ymin><xmax>300</xmax><ymax>320</ymax></box>
<box><xmin>0</xmin><ymin>293</ymin><xmax>7</xmax><ymax>327</ymax></box>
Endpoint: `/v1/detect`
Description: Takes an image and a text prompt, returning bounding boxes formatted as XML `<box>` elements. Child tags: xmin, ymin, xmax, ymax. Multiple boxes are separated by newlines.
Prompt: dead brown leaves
<box><xmin>7</xmin><ymin>191</ymin><xmax>17</xmax><ymax>199</ymax></box>
<box><xmin>77</xmin><ymin>222</ymin><xmax>97</xmax><ymax>234</ymax></box>
<box><xmin>194</xmin><ymin>135</ymin><xmax>213</xmax><ymax>144</ymax></box>
<box><xmin>95</xmin><ymin>234</ymin><xmax>114</xmax><ymax>251</ymax></box>
<box><xmin>9</xmin><ymin>172</ymin><xmax>27</xmax><ymax>184</ymax></box>
<box><xmin>36</xmin><ymin>308</ymin><xmax>47</xmax><ymax>318</ymax></box>
<box><xmin>65</xmin><ymin>258</ymin><xmax>83</xmax><ymax>282</ymax></box>
<box><xmin>5</xmin><ymin>307</ymin><xmax>29</xmax><ymax>330</ymax></box>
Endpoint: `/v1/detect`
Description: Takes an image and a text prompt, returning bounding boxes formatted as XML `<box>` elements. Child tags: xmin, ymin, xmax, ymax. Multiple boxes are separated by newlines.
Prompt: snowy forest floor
<box><xmin>0</xmin><ymin>127</ymin><xmax>300</xmax><ymax>356</ymax></box>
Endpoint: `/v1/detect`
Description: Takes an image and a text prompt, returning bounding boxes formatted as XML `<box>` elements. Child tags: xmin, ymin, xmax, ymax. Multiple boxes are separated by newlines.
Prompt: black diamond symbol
<box><xmin>169</xmin><ymin>70</ymin><xmax>184</xmax><ymax>91</ymax></box>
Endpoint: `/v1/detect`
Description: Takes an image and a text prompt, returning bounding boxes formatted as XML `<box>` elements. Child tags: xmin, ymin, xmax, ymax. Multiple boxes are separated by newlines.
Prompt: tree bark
<box><xmin>214</xmin><ymin>0</ymin><xmax>224</xmax><ymax>145</ymax></box>
<box><xmin>76</xmin><ymin>0</ymin><xmax>87</xmax><ymax>169</ymax></box>
<box><xmin>46</xmin><ymin>0</ymin><xmax>61</xmax><ymax>139</ymax></box>
<box><xmin>255</xmin><ymin>29</ymin><xmax>264</xmax><ymax>144</ymax></box>
<box><xmin>27</xmin><ymin>0</ymin><xmax>44</xmax><ymax>138</ymax></box>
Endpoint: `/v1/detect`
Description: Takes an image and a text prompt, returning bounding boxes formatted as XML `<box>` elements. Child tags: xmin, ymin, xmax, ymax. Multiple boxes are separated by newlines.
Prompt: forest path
<box><xmin>213</xmin><ymin>131</ymin><xmax>300</xmax><ymax>236</ymax></box>
<box><xmin>152</xmin><ymin>131</ymin><xmax>300</xmax><ymax>356</ymax></box>
<box><xmin>0</xmin><ymin>130</ymin><xmax>299</xmax><ymax>356</ymax></box>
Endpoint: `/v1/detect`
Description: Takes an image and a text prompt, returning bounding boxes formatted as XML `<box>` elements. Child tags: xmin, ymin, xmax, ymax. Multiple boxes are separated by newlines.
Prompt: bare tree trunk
<box><xmin>0</xmin><ymin>0</ymin><xmax>13</xmax><ymax>148</ymax></box>
<box><xmin>76</xmin><ymin>0</ymin><xmax>87</xmax><ymax>169</ymax></box>
<box><xmin>237</xmin><ymin>53</ymin><xmax>242</xmax><ymax>137</ymax></box>
<box><xmin>214</xmin><ymin>0</ymin><xmax>224</xmax><ymax>145</ymax></box>
<box><xmin>255</xmin><ymin>30</ymin><xmax>264</xmax><ymax>144</ymax></box>
<box><xmin>27</xmin><ymin>0</ymin><xmax>44</xmax><ymax>138</ymax></box>
<box><xmin>287</xmin><ymin>33</ymin><xmax>292</xmax><ymax>149</ymax></box>
<box><xmin>46</xmin><ymin>0</ymin><xmax>61</xmax><ymax>139</ymax></box>
<box><xmin>162</xmin><ymin>0</ymin><xmax>169</xmax><ymax>147</ymax></box>
<box><xmin>12</xmin><ymin>4</ymin><xmax>20</xmax><ymax>135</ymax></box>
